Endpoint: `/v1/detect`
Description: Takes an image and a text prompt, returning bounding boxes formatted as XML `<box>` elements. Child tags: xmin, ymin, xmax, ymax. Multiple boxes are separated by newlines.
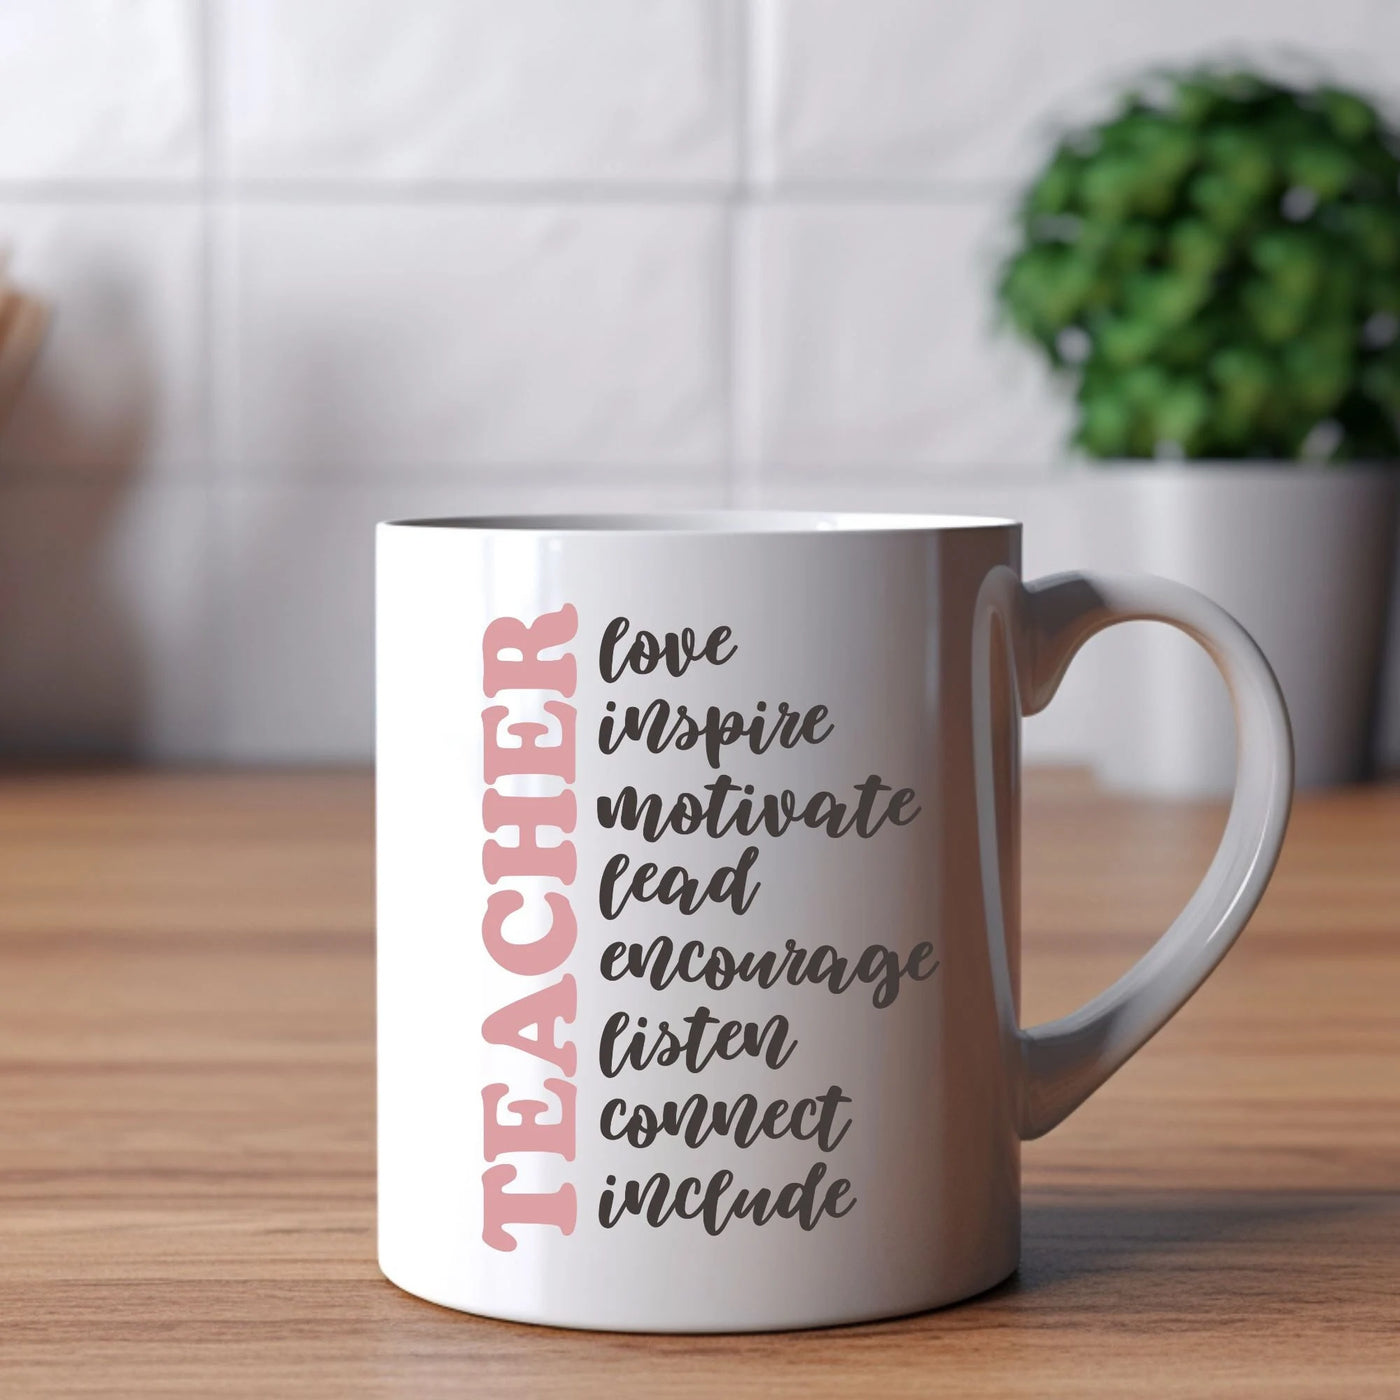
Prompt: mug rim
<box><xmin>379</xmin><ymin>510</ymin><xmax>1020</xmax><ymax>535</ymax></box>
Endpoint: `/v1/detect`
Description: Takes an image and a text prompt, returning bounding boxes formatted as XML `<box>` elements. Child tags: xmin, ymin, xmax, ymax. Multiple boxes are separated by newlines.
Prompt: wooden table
<box><xmin>1</xmin><ymin>771</ymin><xmax>1397</xmax><ymax>1397</ymax></box>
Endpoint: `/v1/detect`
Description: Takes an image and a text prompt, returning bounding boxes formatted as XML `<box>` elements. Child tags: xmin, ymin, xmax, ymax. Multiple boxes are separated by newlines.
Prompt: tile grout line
<box><xmin>721</xmin><ymin>0</ymin><xmax>749</xmax><ymax>510</ymax></box>
<box><xmin>198</xmin><ymin>0</ymin><xmax>232</xmax><ymax>761</ymax></box>
<box><xmin>0</xmin><ymin>180</ymin><xmax>1016</xmax><ymax>206</ymax></box>
<box><xmin>727</xmin><ymin>0</ymin><xmax>763</xmax><ymax>510</ymax></box>
<box><xmin>0</xmin><ymin>462</ymin><xmax>1066</xmax><ymax>486</ymax></box>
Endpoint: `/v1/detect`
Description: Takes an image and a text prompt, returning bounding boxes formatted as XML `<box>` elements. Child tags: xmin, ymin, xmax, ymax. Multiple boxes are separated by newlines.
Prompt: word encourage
<box><xmin>594</xmin><ymin>617</ymin><xmax>938</xmax><ymax>1236</ymax></box>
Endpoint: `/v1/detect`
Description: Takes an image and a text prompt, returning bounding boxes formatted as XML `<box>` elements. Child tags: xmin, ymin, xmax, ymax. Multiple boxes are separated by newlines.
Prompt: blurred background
<box><xmin>2</xmin><ymin>0</ymin><xmax>1399</xmax><ymax>777</ymax></box>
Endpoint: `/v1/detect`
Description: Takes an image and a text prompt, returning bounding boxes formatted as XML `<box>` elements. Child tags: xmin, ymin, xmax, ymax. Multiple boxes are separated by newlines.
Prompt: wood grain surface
<box><xmin>0</xmin><ymin>770</ymin><xmax>1396</xmax><ymax>1397</ymax></box>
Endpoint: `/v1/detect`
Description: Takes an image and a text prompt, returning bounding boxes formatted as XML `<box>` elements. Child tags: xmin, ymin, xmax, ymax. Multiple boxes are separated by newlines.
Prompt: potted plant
<box><xmin>999</xmin><ymin>68</ymin><xmax>1400</xmax><ymax>794</ymax></box>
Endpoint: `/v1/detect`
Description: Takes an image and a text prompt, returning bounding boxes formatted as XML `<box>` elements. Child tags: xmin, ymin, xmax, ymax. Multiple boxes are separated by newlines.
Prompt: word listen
<box><xmin>479</xmin><ymin>604</ymin><xmax>581</xmax><ymax>1252</ymax></box>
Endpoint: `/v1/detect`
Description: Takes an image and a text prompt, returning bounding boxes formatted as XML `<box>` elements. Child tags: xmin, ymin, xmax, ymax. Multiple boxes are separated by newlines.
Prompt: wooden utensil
<box><xmin>0</xmin><ymin>256</ymin><xmax>49</xmax><ymax>428</ymax></box>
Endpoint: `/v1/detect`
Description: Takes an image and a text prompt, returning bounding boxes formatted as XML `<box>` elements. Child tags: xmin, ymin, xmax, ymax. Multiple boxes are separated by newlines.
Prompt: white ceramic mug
<box><xmin>376</xmin><ymin>512</ymin><xmax>1292</xmax><ymax>1333</ymax></box>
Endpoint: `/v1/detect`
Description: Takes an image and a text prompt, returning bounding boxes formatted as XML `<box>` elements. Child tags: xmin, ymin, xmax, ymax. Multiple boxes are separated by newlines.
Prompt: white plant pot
<box><xmin>1084</xmin><ymin>465</ymin><xmax>1398</xmax><ymax>796</ymax></box>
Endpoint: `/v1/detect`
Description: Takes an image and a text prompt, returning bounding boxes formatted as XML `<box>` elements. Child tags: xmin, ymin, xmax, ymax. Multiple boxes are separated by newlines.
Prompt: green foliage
<box><xmin>998</xmin><ymin>69</ymin><xmax>1400</xmax><ymax>460</ymax></box>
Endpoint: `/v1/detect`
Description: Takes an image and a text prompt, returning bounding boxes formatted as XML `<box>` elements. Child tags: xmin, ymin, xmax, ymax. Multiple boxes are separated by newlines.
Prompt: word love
<box><xmin>600</xmin><ymin>615</ymin><xmax>736</xmax><ymax>681</ymax></box>
<box><xmin>478</xmin><ymin>604</ymin><xmax>581</xmax><ymax>1253</ymax></box>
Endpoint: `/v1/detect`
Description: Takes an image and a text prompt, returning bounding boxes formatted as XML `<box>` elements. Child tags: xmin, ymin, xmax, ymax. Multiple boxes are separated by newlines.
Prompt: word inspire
<box><xmin>594</xmin><ymin>618</ymin><xmax>934</xmax><ymax>1238</ymax></box>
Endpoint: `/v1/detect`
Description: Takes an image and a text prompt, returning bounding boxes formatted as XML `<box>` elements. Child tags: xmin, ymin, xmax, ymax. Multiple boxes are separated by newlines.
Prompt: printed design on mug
<box><xmin>478</xmin><ymin>607</ymin><xmax>939</xmax><ymax>1251</ymax></box>
<box><xmin>479</xmin><ymin>605</ymin><xmax>580</xmax><ymax>1252</ymax></box>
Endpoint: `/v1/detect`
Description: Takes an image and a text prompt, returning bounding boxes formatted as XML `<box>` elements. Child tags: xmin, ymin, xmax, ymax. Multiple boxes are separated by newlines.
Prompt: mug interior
<box><xmin>384</xmin><ymin>510</ymin><xmax>1019</xmax><ymax>533</ymax></box>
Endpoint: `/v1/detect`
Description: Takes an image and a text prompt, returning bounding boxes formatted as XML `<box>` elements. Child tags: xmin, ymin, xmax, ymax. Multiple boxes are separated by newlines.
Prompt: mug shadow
<box><xmin>367</xmin><ymin>1186</ymin><xmax>1399</xmax><ymax>1361</ymax></box>
<box><xmin>356</xmin><ymin>1186</ymin><xmax>1400</xmax><ymax>1400</ymax></box>
<box><xmin>989</xmin><ymin>1186</ymin><xmax>1398</xmax><ymax>1306</ymax></box>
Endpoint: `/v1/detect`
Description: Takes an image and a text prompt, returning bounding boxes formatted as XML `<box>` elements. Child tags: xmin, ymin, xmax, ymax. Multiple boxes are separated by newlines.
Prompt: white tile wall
<box><xmin>753</xmin><ymin>0</ymin><xmax>1400</xmax><ymax>186</ymax></box>
<box><xmin>0</xmin><ymin>0</ymin><xmax>1395</xmax><ymax>763</ymax></box>
<box><xmin>223</xmin><ymin>0</ymin><xmax>739</xmax><ymax>183</ymax></box>
<box><xmin>0</xmin><ymin>0</ymin><xmax>202</xmax><ymax>181</ymax></box>
<box><xmin>224</xmin><ymin>204</ymin><xmax>728</xmax><ymax>475</ymax></box>
<box><xmin>736</xmin><ymin>202</ymin><xmax>1073</xmax><ymax>472</ymax></box>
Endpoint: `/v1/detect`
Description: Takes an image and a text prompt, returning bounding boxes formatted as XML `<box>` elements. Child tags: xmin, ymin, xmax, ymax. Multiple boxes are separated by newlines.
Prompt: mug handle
<box><xmin>972</xmin><ymin>568</ymin><xmax>1294</xmax><ymax>1140</ymax></box>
